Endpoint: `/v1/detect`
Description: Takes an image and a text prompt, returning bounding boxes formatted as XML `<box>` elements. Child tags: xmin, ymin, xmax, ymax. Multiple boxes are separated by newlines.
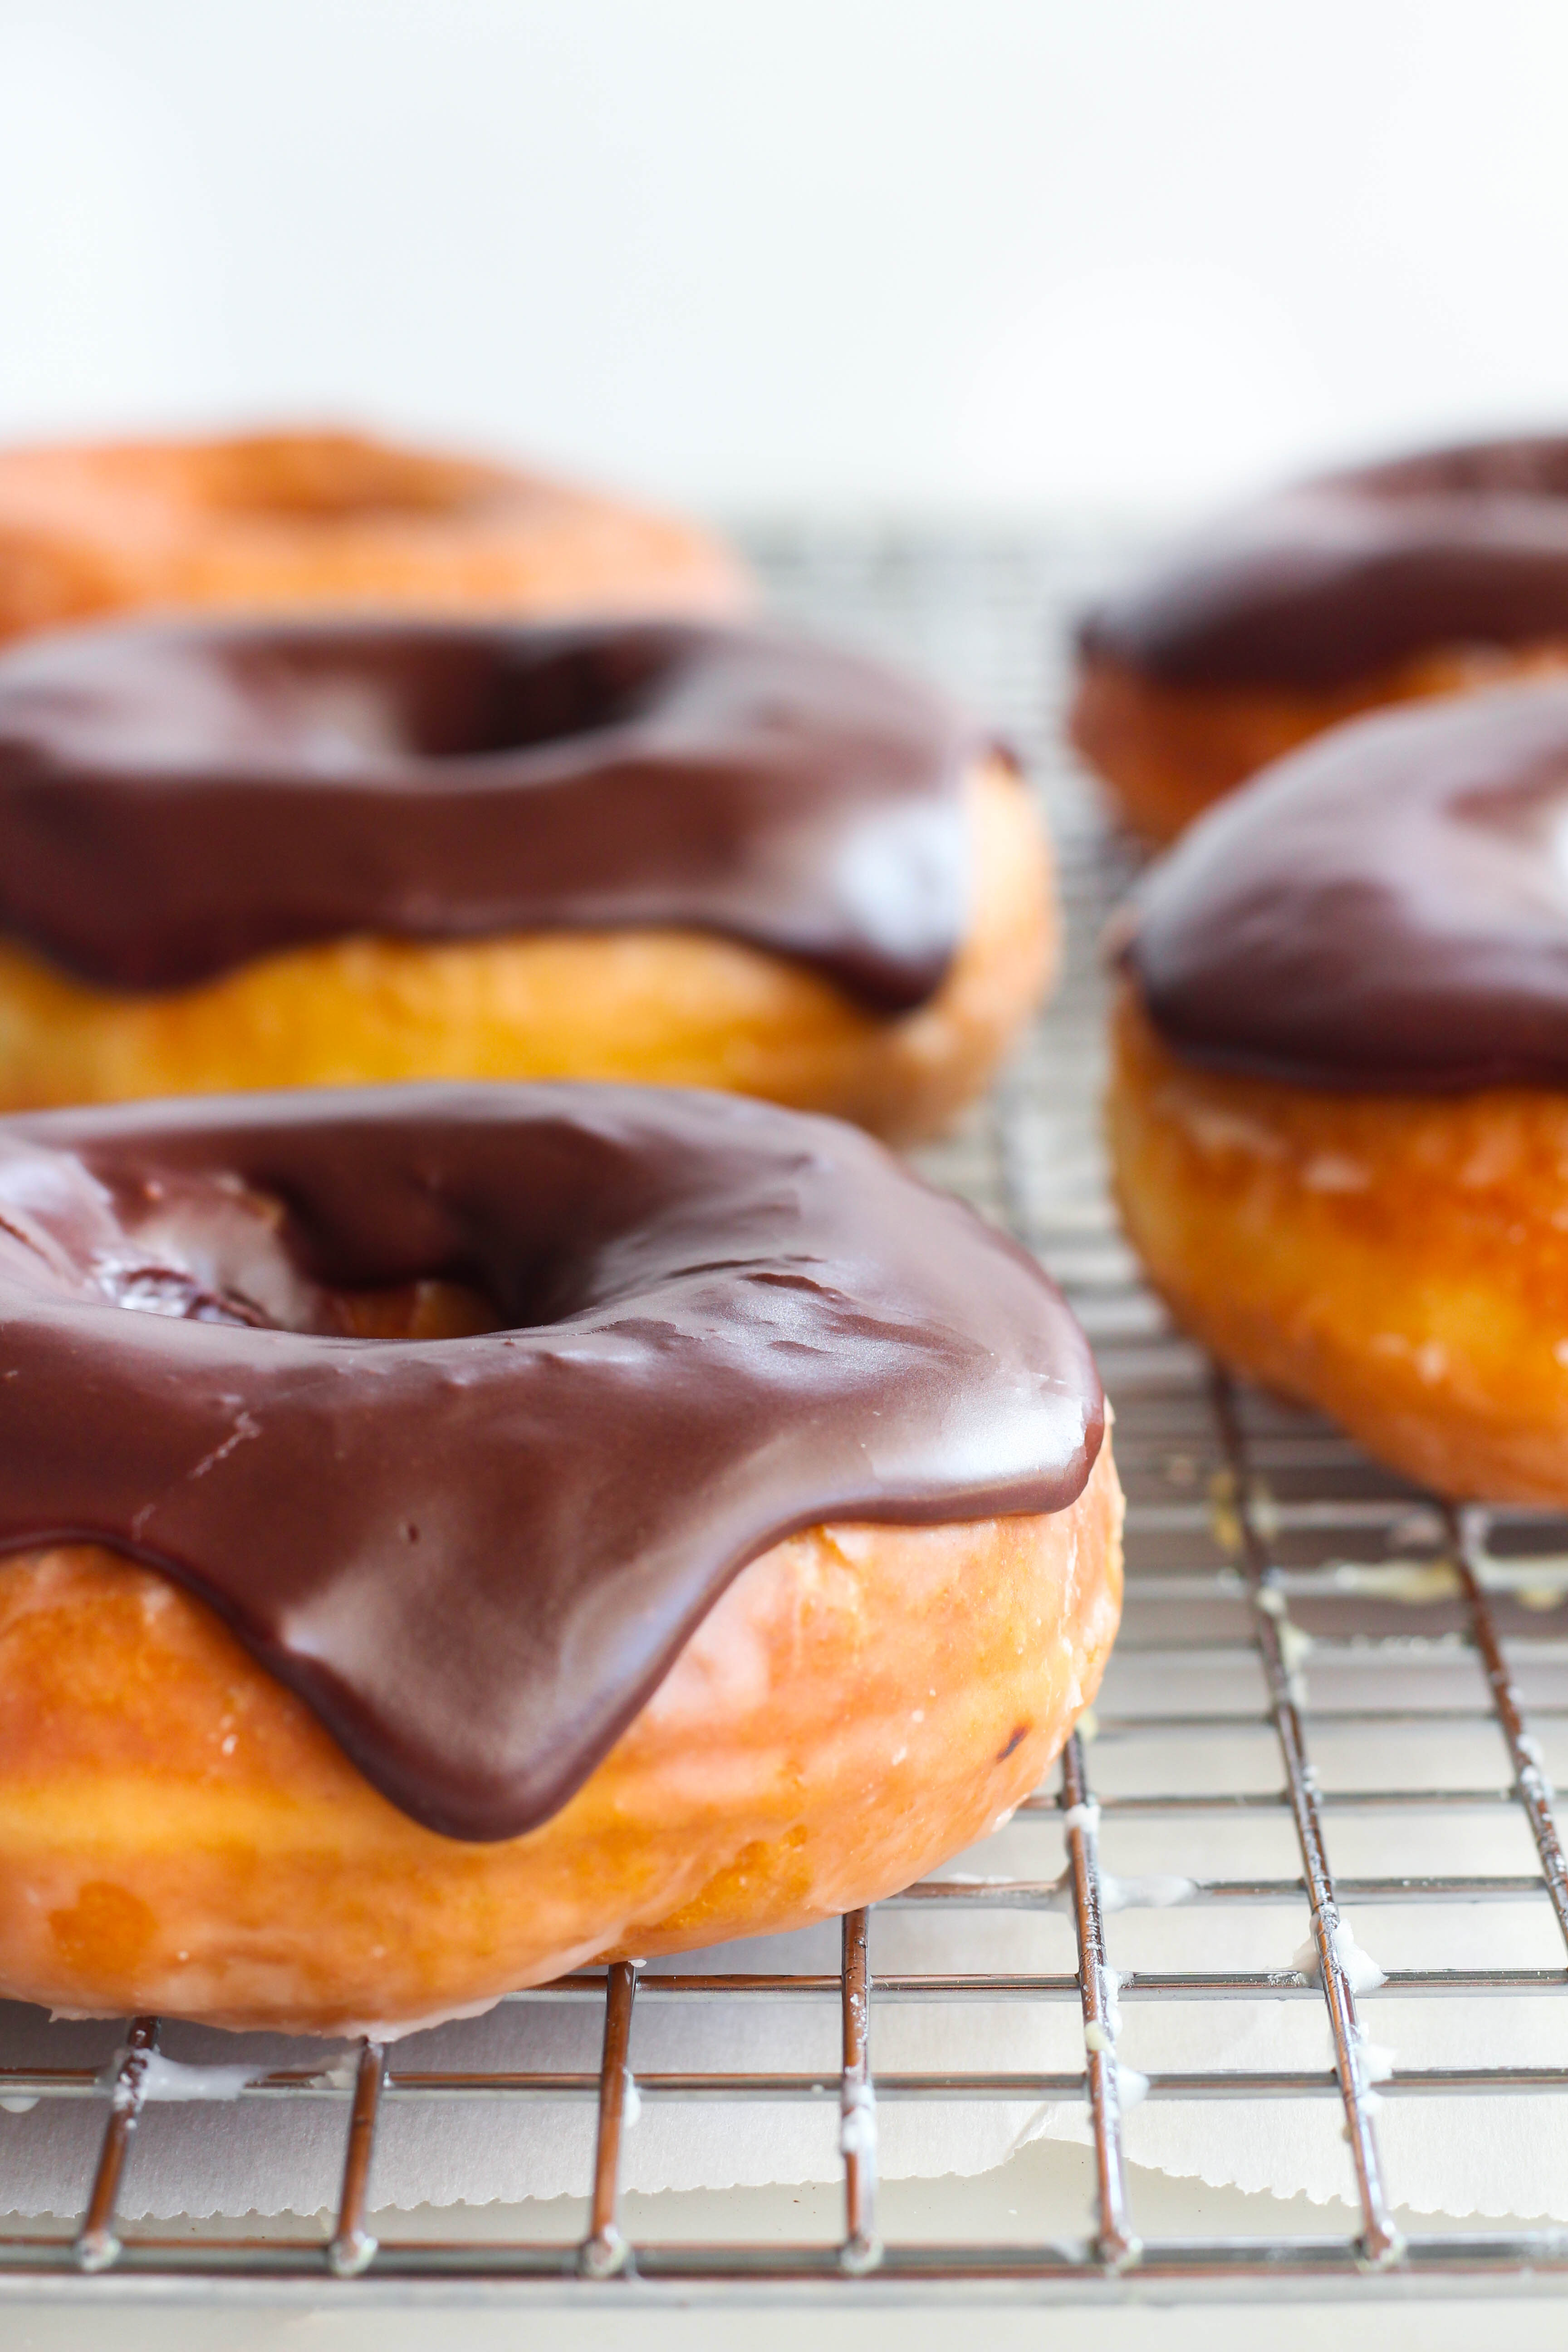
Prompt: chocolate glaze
<box><xmin>1080</xmin><ymin>436</ymin><xmax>1568</xmax><ymax>690</ymax></box>
<box><xmin>0</xmin><ymin>1083</ymin><xmax>1102</xmax><ymax>1840</ymax></box>
<box><xmin>0</xmin><ymin>617</ymin><xmax>976</xmax><ymax>1011</ymax></box>
<box><xmin>1125</xmin><ymin>680</ymin><xmax>1568</xmax><ymax>1090</ymax></box>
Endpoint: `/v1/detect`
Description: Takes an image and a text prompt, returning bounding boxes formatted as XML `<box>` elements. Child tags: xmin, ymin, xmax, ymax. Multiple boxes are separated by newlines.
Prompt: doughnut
<box><xmin>1108</xmin><ymin>679</ymin><xmax>1568</xmax><ymax>1502</ymax></box>
<box><xmin>0</xmin><ymin>1083</ymin><xmax>1120</xmax><ymax>2032</ymax></box>
<box><xmin>0</xmin><ymin>427</ymin><xmax>749</xmax><ymax>643</ymax></box>
<box><xmin>1072</xmin><ymin>436</ymin><xmax>1568</xmax><ymax>839</ymax></box>
<box><xmin>0</xmin><ymin>615</ymin><xmax>1054</xmax><ymax>1142</ymax></box>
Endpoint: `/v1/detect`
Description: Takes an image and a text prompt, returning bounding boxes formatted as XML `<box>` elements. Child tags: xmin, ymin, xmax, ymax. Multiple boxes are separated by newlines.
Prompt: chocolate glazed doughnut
<box><xmin>0</xmin><ymin>427</ymin><xmax>749</xmax><ymax>643</ymax></box>
<box><xmin>0</xmin><ymin>1083</ymin><xmax>1121</xmax><ymax>2030</ymax></box>
<box><xmin>0</xmin><ymin>616</ymin><xmax>1054</xmax><ymax>1140</ymax></box>
<box><xmin>1073</xmin><ymin>436</ymin><xmax>1568</xmax><ymax>839</ymax></box>
<box><xmin>1108</xmin><ymin>679</ymin><xmax>1568</xmax><ymax>1501</ymax></box>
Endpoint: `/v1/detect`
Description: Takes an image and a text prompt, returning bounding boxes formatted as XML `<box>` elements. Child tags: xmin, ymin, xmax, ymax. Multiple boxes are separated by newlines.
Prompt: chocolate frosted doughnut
<box><xmin>0</xmin><ymin>1083</ymin><xmax>1119</xmax><ymax>2028</ymax></box>
<box><xmin>1109</xmin><ymin>680</ymin><xmax>1568</xmax><ymax>1502</ymax></box>
<box><xmin>1073</xmin><ymin>436</ymin><xmax>1568</xmax><ymax>839</ymax></box>
<box><xmin>1124</xmin><ymin>680</ymin><xmax>1568</xmax><ymax>1090</ymax></box>
<box><xmin>0</xmin><ymin>427</ymin><xmax>749</xmax><ymax>644</ymax></box>
<box><xmin>0</xmin><ymin>616</ymin><xmax>1055</xmax><ymax>1138</ymax></box>
<box><xmin>0</xmin><ymin>615</ymin><xmax>969</xmax><ymax>1006</ymax></box>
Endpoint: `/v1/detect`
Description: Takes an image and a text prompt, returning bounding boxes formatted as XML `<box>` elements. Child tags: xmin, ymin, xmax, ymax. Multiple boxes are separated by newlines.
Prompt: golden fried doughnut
<box><xmin>0</xmin><ymin>617</ymin><xmax>1053</xmax><ymax>1141</ymax></box>
<box><xmin>1073</xmin><ymin>435</ymin><xmax>1568</xmax><ymax>839</ymax></box>
<box><xmin>0</xmin><ymin>427</ymin><xmax>748</xmax><ymax>642</ymax></box>
<box><xmin>0</xmin><ymin>755</ymin><xmax>1047</xmax><ymax>1144</ymax></box>
<box><xmin>0</xmin><ymin>1085</ymin><xmax>1116</xmax><ymax>2031</ymax></box>
<box><xmin>1109</xmin><ymin>681</ymin><xmax>1568</xmax><ymax>1500</ymax></box>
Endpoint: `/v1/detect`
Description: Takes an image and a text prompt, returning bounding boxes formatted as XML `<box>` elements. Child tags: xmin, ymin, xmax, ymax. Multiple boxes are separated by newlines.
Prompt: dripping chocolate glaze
<box><xmin>1124</xmin><ymin>680</ymin><xmax>1568</xmax><ymax>1091</ymax></box>
<box><xmin>1079</xmin><ymin>436</ymin><xmax>1568</xmax><ymax>690</ymax></box>
<box><xmin>0</xmin><ymin>616</ymin><xmax>979</xmax><ymax>1012</ymax></box>
<box><xmin>0</xmin><ymin>1083</ymin><xmax>1102</xmax><ymax>1841</ymax></box>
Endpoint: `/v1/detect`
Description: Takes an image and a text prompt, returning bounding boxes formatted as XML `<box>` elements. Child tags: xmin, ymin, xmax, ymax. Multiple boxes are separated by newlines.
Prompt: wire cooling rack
<box><xmin>3</xmin><ymin>527</ymin><xmax>1568</xmax><ymax>2307</ymax></box>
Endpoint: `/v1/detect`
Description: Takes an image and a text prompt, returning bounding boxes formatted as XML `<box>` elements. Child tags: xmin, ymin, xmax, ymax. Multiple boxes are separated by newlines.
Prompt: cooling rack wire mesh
<box><xmin>3</xmin><ymin>527</ymin><xmax>1568</xmax><ymax>2306</ymax></box>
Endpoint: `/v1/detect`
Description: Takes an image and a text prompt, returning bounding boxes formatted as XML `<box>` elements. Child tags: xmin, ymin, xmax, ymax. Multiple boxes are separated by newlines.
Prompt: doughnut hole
<box><xmin>75</xmin><ymin>1175</ymin><xmax>504</xmax><ymax>1343</ymax></box>
<box><xmin>1109</xmin><ymin>983</ymin><xmax>1568</xmax><ymax>1500</ymax></box>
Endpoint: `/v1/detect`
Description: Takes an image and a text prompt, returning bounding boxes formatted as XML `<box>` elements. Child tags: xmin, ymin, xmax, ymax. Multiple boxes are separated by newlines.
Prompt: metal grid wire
<box><xmin>3</xmin><ymin>527</ymin><xmax>1568</xmax><ymax>2302</ymax></box>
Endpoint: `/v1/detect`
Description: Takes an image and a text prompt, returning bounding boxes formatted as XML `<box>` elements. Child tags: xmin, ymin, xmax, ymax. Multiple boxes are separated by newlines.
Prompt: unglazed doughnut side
<box><xmin>0</xmin><ymin>757</ymin><xmax>1052</xmax><ymax>1142</ymax></box>
<box><xmin>0</xmin><ymin>1445</ymin><xmax>1122</xmax><ymax>2034</ymax></box>
<box><xmin>0</xmin><ymin>431</ymin><xmax>750</xmax><ymax>643</ymax></box>
<box><xmin>1070</xmin><ymin>642</ymin><xmax>1568</xmax><ymax>842</ymax></box>
<box><xmin>1108</xmin><ymin>985</ymin><xmax>1568</xmax><ymax>1500</ymax></box>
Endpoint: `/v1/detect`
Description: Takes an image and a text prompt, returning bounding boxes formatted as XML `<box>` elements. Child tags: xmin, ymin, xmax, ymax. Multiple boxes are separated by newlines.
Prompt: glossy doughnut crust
<box><xmin>0</xmin><ymin>429</ymin><xmax>749</xmax><ymax>641</ymax></box>
<box><xmin>1072</xmin><ymin>435</ymin><xmax>1568</xmax><ymax>838</ymax></box>
<box><xmin>1069</xmin><ymin>640</ymin><xmax>1568</xmax><ymax>844</ymax></box>
<box><xmin>1109</xmin><ymin>986</ymin><xmax>1568</xmax><ymax>1502</ymax></box>
<box><xmin>0</xmin><ymin>1448</ymin><xmax>1122</xmax><ymax>2034</ymax></box>
<box><xmin>0</xmin><ymin>755</ymin><xmax>1049</xmax><ymax>1143</ymax></box>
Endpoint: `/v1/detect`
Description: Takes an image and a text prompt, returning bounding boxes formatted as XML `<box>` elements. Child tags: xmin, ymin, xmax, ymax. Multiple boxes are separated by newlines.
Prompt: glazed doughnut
<box><xmin>0</xmin><ymin>1084</ymin><xmax>1120</xmax><ymax>2032</ymax></box>
<box><xmin>0</xmin><ymin>427</ymin><xmax>748</xmax><ymax>642</ymax></box>
<box><xmin>1073</xmin><ymin>436</ymin><xmax>1568</xmax><ymax>839</ymax></box>
<box><xmin>0</xmin><ymin>616</ymin><xmax>1054</xmax><ymax>1142</ymax></box>
<box><xmin>1108</xmin><ymin>680</ymin><xmax>1568</xmax><ymax>1502</ymax></box>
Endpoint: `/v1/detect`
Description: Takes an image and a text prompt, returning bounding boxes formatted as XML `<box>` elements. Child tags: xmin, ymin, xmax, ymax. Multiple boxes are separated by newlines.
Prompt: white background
<box><xmin>1</xmin><ymin>0</ymin><xmax>1566</xmax><ymax>517</ymax></box>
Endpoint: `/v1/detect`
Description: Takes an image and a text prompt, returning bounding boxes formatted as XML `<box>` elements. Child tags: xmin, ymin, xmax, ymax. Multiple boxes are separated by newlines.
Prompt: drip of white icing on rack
<box><xmin>1100</xmin><ymin>1873</ymin><xmax>1197</xmax><ymax>1913</ymax></box>
<box><xmin>1292</xmin><ymin>1919</ymin><xmax>1388</xmax><ymax>1997</ymax></box>
<box><xmin>102</xmin><ymin>2052</ymin><xmax>265</xmax><ymax>2107</ymax></box>
<box><xmin>839</xmin><ymin>2080</ymin><xmax>877</xmax><ymax>2159</ymax></box>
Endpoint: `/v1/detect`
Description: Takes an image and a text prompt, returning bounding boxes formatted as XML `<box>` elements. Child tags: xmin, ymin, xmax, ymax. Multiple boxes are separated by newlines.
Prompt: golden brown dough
<box><xmin>0</xmin><ymin>1445</ymin><xmax>1122</xmax><ymax>2034</ymax></box>
<box><xmin>1071</xmin><ymin>643</ymin><xmax>1568</xmax><ymax>843</ymax></box>
<box><xmin>1109</xmin><ymin>984</ymin><xmax>1568</xmax><ymax>1501</ymax></box>
<box><xmin>0</xmin><ymin>757</ymin><xmax>1054</xmax><ymax>1144</ymax></box>
<box><xmin>0</xmin><ymin>428</ymin><xmax>749</xmax><ymax>644</ymax></box>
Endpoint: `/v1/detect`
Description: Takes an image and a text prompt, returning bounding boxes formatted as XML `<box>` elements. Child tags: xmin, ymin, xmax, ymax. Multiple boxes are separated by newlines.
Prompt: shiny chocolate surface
<box><xmin>0</xmin><ymin>617</ymin><xmax>975</xmax><ymax>1010</ymax></box>
<box><xmin>0</xmin><ymin>1083</ymin><xmax>1102</xmax><ymax>1839</ymax></box>
<box><xmin>1125</xmin><ymin>681</ymin><xmax>1568</xmax><ymax>1090</ymax></box>
<box><xmin>1080</xmin><ymin>437</ymin><xmax>1568</xmax><ymax>690</ymax></box>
